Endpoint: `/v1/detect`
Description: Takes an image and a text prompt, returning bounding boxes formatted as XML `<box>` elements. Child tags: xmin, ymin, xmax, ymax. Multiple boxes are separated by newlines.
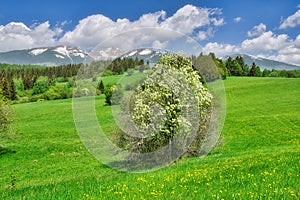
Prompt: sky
<box><xmin>0</xmin><ymin>0</ymin><xmax>300</xmax><ymax>65</ymax></box>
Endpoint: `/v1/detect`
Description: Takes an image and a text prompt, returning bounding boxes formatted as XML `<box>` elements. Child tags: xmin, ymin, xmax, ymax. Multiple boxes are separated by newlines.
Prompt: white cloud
<box><xmin>267</xmin><ymin>34</ymin><xmax>300</xmax><ymax>65</ymax></box>
<box><xmin>183</xmin><ymin>22</ymin><xmax>300</xmax><ymax>65</ymax></box>
<box><xmin>59</xmin><ymin>5</ymin><xmax>224</xmax><ymax>50</ymax></box>
<box><xmin>242</xmin><ymin>31</ymin><xmax>290</xmax><ymax>51</ymax></box>
<box><xmin>202</xmin><ymin>32</ymin><xmax>300</xmax><ymax>66</ymax></box>
<box><xmin>196</xmin><ymin>28</ymin><xmax>214</xmax><ymax>41</ymax></box>
<box><xmin>152</xmin><ymin>40</ymin><xmax>168</xmax><ymax>49</ymax></box>
<box><xmin>202</xmin><ymin>42</ymin><xmax>239</xmax><ymax>55</ymax></box>
<box><xmin>197</xmin><ymin>31</ymin><xmax>208</xmax><ymax>41</ymax></box>
<box><xmin>247</xmin><ymin>23</ymin><xmax>266</xmax><ymax>37</ymax></box>
<box><xmin>279</xmin><ymin>9</ymin><xmax>300</xmax><ymax>29</ymax></box>
<box><xmin>0</xmin><ymin>5</ymin><xmax>224</xmax><ymax>52</ymax></box>
<box><xmin>0</xmin><ymin>21</ymin><xmax>61</xmax><ymax>52</ymax></box>
<box><xmin>233</xmin><ymin>17</ymin><xmax>242</xmax><ymax>23</ymax></box>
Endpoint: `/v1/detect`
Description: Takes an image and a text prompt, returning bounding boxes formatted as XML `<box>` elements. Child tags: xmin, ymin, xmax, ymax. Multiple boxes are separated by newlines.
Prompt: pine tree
<box><xmin>249</xmin><ymin>62</ymin><xmax>257</xmax><ymax>76</ymax></box>
<box><xmin>7</xmin><ymin>77</ymin><xmax>16</xmax><ymax>100</ymax></box>
<box><xmin>0</xmin><ymin>77</ymin><xmax>10</xmax><ymax>99</ymax></box>
<box><xmin>98</xmin><ymin>80</ymin><xmax>104</xmax><ymax>94</ymax></box>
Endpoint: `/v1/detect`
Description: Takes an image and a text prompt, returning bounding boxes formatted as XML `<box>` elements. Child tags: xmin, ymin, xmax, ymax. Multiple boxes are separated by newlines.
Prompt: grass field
<box><xmin>1</xmin><ymin>77</ymin><xmax>299</xmax><ymax>199</ymax></box>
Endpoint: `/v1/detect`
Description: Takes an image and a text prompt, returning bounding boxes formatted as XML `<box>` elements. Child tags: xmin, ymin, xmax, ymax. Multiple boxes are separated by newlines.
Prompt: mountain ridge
<box><xmin>0</xmin><ymin>46</ymin><xmax>92</xmax><ymax>66</ymax></box>
<box><xmin>0</xmin><ymin>46</ymin><xmax>299</xmax><ymax>71</ymax></box>
<box><xmin>222</xmin><ymin>54</ymin><xmax>300</xmax><ymax>70</ymax></box>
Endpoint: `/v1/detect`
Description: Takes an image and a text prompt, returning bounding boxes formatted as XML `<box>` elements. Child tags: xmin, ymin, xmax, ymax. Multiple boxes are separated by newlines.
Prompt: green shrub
<box><xmin>127</xmin><ymin>69</ymin><xmax>135</xmax><ymax>76</ymax></box>
<box><xmin>102</xmin><ymin>69</ymin><xmax>114</xmax><ymax>77</ymax></box>
<box><xmin>17</xmin><ymin>96</ymin><xmax>30</xmax><ymax>104</ymax></box>
<box><xmin>0</xmin><ymin>93</ymin><xmax>12</xmax><ymax>137</ymax></box>
<box><xmin>14</xmin><ymin>78</ymin><xmax>24</xmax><ymax>94</ymax></box>
<box><xmin>32</xmin><ymin>76</ymin><xmax>49</xmax><ymax>95</ymax></box>
<box><xmin>104</xmin><ymin>84</ymin><xmax>123</xmax><ymax>105</ymax></box>
<box><xmin>44</xmin><ymin>85</ymin><xmax>72</xmax><ymax>100</ymax></box>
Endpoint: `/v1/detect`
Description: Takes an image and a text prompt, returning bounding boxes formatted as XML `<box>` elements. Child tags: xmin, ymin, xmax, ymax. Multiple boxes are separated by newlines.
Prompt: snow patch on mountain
<box><xmin>139</xmin><ymin>49</ymin><xmax>152</xmax><ymax>55</ymax></box>
<box><xmin>128</xmin><ymin>50</ymin><xmax>138</xmax><ymax>57</ymax></box>
<box><xmin>30</xmin><ymin>48</ymin><xmax>48</xmax><ymax>56</ymax></box>
<box><xmin>55</xmin><ymin>54</ymin><xmax>65</xmax><ymax>59</ymax></box>
<box><xmin>53</xmin><ymin>46</ymin><xmax>69</xmax><ymax>57</ymax></box>
<box><xmin>72</xmin><ymin>51</ymin><xmax>85</xmax><ymax>58</ymax></box>
<box><xmin>88</xmin><ymin>47</ymin><xmax>124</xmax><ymax>60</ymax></box>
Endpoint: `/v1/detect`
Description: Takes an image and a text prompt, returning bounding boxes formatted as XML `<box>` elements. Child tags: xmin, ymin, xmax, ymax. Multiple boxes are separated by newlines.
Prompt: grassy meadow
<box><xmin>0</xmin><ymin>77</ymin><xmax>299</xmax><ymax>199</ymax></box>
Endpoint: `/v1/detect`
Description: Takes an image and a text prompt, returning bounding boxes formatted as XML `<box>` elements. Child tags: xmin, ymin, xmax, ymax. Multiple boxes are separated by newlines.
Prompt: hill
<box><xmin>0</xmin><ymin>77</ymin><xmax>299</xmax><ymax>199</ymax></box>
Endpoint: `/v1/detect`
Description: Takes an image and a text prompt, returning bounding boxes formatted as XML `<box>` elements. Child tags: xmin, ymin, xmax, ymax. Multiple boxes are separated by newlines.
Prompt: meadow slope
<box><xmin>1</xmin><ymin>77</ymin><xmax>299</xmax><ymax>199</ymax></box>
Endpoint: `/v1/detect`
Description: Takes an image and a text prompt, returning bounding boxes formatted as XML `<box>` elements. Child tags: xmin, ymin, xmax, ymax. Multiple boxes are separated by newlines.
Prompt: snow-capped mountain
<box><xmin>87</xmin><ymin>47</ymin><xmax>124</xmax><ymax>61</ymax></box>
<box><xmin>0</xmin><ymin>46</ymin><xmax>92</xmax><ymax>66</ymax></box>
<box><xmin>88</xmin><ymin>47</ymin><xmax>167</xmax><ymax>65</ymax></box>
<box><xmin>223</xmin><ymin>54</ymin><xmax>300</xmax><ymax>70</ymax></box>
<box><xmin>121</xmin><ymin>48</ymin><xmax>168</xmax><ymax>65</ymax></box>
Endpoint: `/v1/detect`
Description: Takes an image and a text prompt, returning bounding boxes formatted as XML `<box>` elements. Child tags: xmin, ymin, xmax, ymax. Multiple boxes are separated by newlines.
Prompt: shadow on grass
<box><xmin>0</xmin><ymin>146</ymin><xmax>16</xmax><ymax>156</ymax></box>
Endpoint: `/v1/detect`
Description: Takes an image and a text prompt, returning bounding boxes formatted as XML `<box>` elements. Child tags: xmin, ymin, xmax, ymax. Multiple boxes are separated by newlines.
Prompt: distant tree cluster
<box><xmin>105</xmin><ymin>57</ymin><xmax>145</xmax><ymax>75</ymax></box>
<box><xmin>195</xmin><ymin>53</ymin><xmax>300</xmax><ymax>79</ymax></box>
<box><xmin>192</xmin><ymin>52</ymin><xmax>227</xmax><ymax>82</ymax></box>
<box><xmin>223</xmin><ymin>56</ymin><xmax>262</xmax><ymax>77</ymax></box>
<box><xmin>261</xmin><ymin>68</ymin><xmax>300</xmax><ymax>78</ymax></box>
<box><xmin>0</xmin><ymin>63</ymin><xmax>81</xmax><ymax>101</ymax></box>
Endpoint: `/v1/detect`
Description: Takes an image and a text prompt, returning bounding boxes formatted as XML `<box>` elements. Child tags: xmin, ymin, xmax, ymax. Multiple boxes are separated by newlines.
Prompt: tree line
<box><xmin>192</xmin><ymin>53</ymin><xmax>300</xmax><ymax>81</ymax></box>
<box><xmin>0</xmin><ymin>64</ymin><xmax>83</xmax><ymax>101</ymax></box>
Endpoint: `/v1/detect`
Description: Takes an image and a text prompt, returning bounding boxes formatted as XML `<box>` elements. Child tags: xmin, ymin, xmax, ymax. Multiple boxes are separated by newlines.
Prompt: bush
<box><xmin>16</xmin><ymin>96</ymin><xmax>30</xmax><ymax>104</ymax></box>
<box><xmin>127</xmin><ymin>69</ymin><xmax>135</xmax><ymax>76</ymax></box>
<box><xmin>44</xmin><ymin>85</ymin><xmax>72</xmax><ymax>100</ymax></box>
<box><xmin>123</xmin><ymin>53</ymin><xmax>212</xmax><ymax>157</ymax></box>
<box><xmin>102</xmin><ymin>69</ymin><xmax>114</xmax><ymax>77</ymax></box>
<box><xmin>32</xmin><ymin>76</ymin><xmax>49</xmax><ymax>95</ymax></box>
<box><xmin>104</xmin><ymin>84</ymin><xmax>123</xmax><ymax>105</ymax></box>
<box><xmin>14</xmin><ymin>78</ymin><xmax>24</xmax><ymax>94</ymax></box>
<box><xmin>29</xmin><ymin>94</ymin><xmax>44</xmax><ymax>102</ymax></box>
<box><xmin>0</xmin><ymin>93</ymin><xmax>13</xmax><ymax>138</ymax></box>
<box><xmin>124</xmin><ymin>79</ymin><xmax>144</xmax><ymax>91</ymax></box>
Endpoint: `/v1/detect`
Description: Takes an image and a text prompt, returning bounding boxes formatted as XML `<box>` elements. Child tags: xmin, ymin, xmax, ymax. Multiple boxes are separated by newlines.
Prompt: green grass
<box><xmin>1</xmin><ymin>77</ymin><xmax>299</xmax><ymax>199</ymax></box>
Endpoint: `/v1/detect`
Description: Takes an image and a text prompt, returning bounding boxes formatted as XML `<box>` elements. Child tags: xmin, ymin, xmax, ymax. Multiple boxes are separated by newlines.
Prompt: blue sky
<box><xmin>0</xmin><ymin>0</ymin><xmax>300</xmax><ymax>64</ymax></box>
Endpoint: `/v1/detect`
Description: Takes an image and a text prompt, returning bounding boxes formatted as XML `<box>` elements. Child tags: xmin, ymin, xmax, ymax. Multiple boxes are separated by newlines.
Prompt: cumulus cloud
<box><xmin>152</xmin><ymin>40</ymin><xmax>168</xmax><ymax>49</ymax></box>
<box><xmin>203</xmin><ymin>30</ymin><xmax>291</xmax><ymax>57</ymax></box>
<box><xmin>59</xmin><ymin>5</ymin><xmax>224</xmax><ymax>50</ymax></box>
<box><xmin>267</xmin><ymin>34</ymin><xmax>300</xmax><ymax>65</ymax></box>
<box><xmin>202</xmin><ymin>42</ymin><xmax>240</xmax><ymax>55</ymax></box>
<box><xmin>242</xmin><ymin>31</ymin><xmax>290</xmax><ymax>51</ymax></box>
<box><xmin>0</xmin><ymin>5</ymin><xmax>224</xmax><ymax>52</ymax></box>
<box><xmin>196</xmin><ymin>28</ymin><xmax>214</xmax><ymax>41</ymax></box>
<box><xmin>0</xmin><ymin>5</ymin><xmax>224</xmax><ymax>51</ymax></box>
<box><xmin>201</xmin><ymin>31</ymin><xmax>300</xmax><ymax>66</ymax></box>
<box><xmin>247</xmin><ymin>23</ymin><xmax>266</xmax><ymax>37</ymax></box>
<box><xmin>233</xmin><ymin>17</ymin><xmax>242</xmax><ymax>23</ymax></box>
<box><xmin>279</xmin><ymin>9</ymin><xmax>300</xmax><ymax>29</ymax></box>
<box><xmin>0</xmin><ymin>21</ymin><xmax>61</xmax><ymax>52</ymax></box>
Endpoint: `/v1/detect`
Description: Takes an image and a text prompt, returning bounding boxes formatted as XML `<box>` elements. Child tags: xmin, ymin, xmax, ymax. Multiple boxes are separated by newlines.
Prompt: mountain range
<box><xmin>0</xmin><ymin>46</ymin><xmax>92</xmax><ymax>66</ymax></box>
<box><xmin>0</xmin><ymin>46</ymin><xmax>299</xmax><ymax>71</ymax></box>
<box><xmin>222</xmin><ymin>54</ymin><xmax>300</xmax><ymax>70</ymax></box>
